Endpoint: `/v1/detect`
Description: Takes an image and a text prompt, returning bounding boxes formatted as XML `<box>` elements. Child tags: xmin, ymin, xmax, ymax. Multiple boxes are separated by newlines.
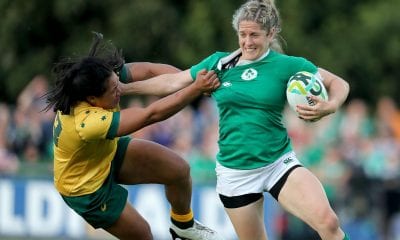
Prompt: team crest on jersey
<box><xmin>241</xmin><ymin>68</ymin><xmax>258</xmax><ymax>81</ymax></box>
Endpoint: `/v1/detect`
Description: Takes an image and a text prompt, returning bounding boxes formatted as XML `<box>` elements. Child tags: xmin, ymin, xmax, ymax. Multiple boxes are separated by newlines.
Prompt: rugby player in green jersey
<box><xmin>136</xmin><ymin>0</ymin><xmax>350</xmax><ymax>239</ymax></box>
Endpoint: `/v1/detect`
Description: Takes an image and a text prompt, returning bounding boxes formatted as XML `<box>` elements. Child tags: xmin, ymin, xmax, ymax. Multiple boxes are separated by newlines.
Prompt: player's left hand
<box><xmin>296</xmin><ymin>95</ymin><xmax>335</xmax><ymax>122</ymax></box>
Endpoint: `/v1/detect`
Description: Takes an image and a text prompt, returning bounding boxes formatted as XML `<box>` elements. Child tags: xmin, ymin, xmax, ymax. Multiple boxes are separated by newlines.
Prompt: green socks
<box><xmin>343</xmin><ymin>233</ymin><xmax>350</xmax><ymax>240</ymax></box>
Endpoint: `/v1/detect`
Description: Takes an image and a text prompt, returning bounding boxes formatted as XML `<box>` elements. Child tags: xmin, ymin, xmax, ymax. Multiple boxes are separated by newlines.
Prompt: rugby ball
<box><xmin>286</xmin><ymin>71</ymin><xmax>328</xmax><ymax>112</ymax></box>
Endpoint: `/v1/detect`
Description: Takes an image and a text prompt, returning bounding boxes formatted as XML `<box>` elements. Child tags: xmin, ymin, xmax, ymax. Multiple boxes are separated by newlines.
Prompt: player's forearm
<box><xmin>120</xmin><ymin>70</ymin><xmax>193</xmax><ymax>97</ymax></box>
<box><xmin>124</xmin><ymin>62</ymin><xmax>181</xmax><ymax>82</ymax></box>
<box><xmin>327</xmin><ymin>77</ymin><xmax>350</xmax><ymax>112</ymax></box>
<box><xmin>145</xmin><ymin>83</ymin><xmax>202</xmax><ymax>124</ymax></box>
<box><xmin>319</xmin><ymin>68</ymin><xmax>350</xmax><ymax>112</ymax></box>
<box><xmin>146</xmin><ymin>63</ymin><xmax>181</xmax><ymax>76</ymax></box>
<box><xmin>118</xmin><ymin>70</ymin><xmax>217</xmax><ymax>135</ymax></box>
<box><xmin>120</xmin><ymin>74</ymin><xmax>185</xmax><ymax>96</ymax></box>
<box><xmin>147</xmin><ymin>70</ymin><xmax>217</xmax><ymax>123</ymax></box>
<box><xmin>117</xmin><ymin>83</ymin><xmax>201</xmax><ymax>136</ymax></box>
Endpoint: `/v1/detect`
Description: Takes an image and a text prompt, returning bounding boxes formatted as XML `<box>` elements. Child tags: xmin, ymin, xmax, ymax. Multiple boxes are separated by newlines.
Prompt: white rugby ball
<box><xmin>286</xmin><ymin>71</ymin><xmax>328</xmax><ymax>112</ymax></box>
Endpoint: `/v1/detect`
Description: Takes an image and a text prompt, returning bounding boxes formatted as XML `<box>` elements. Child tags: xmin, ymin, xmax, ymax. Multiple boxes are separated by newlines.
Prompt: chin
<box><xmin>243</xmin><ymin>54</ymin><xmax>259</xmax><ymax>61</ymax></box>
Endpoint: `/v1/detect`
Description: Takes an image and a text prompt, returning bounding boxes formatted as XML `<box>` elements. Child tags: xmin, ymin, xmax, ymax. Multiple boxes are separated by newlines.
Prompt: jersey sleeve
<box><xmin>295</xmin><ymin>57</ymin><xmax>318</xmax><ymax>74</ymax></box>
<box><xmin>75</xmin><ymin>108</ymin><xmax>120</xmax><ymax>141</ymax></box>
<box><xmin>119</xmin><ymin>64</ymin><xmax>129</xmax><ymax>83</ymax></box>
<box><xmin>190</xmin><ymin>52</ymin><xmax>225</xmax><ymax>80</ymax></box>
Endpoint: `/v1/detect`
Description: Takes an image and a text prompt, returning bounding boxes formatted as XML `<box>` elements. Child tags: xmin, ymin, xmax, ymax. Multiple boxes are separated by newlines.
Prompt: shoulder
<box><xmin>190</xmin><ymin>51</ymin><xmax>231</xmax><ymax>78</ymax></box>
<box><xmin>268</xmin><ymin>51</ymin><xmax>307</xmax><ymax>62</ymax></box>
<box><xmin>268</xmin><ymin>51</ymin><xmax>317</xmax><ymax>74</ymax></box>
<box><xmin>73</xmin><ymin>102</ymin><xmax>118</xmax><ymax>140</ymax></box>
<box><xmin>200</xmin><ymin>51</ymin><xmax>231</xmax><ymax>63</ymax></box>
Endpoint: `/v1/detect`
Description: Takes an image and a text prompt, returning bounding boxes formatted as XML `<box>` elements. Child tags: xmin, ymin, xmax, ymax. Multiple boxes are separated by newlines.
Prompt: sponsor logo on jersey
<box><xmin>222</xmin><ymin>82</ymin><xmax>232</xmax><ymax>87</ymax></box>
<box><xmin>283</xmin><ymin>157</ymin><xmax>293</xmax><ymax>164</ymax></box>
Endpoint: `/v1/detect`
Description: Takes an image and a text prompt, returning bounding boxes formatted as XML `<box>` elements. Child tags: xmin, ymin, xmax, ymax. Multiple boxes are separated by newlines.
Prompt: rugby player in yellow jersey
<box><xmin>44</xmin><ymin>32</ymin><xmax>223</xmax><ymax>240</ymax></box>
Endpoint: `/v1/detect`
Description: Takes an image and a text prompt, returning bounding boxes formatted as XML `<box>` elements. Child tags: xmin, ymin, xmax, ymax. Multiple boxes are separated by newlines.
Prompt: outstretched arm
<box><xmin>123</xmin><ymin>62</ymin><xmax>181</xmax><ymax>82</ymax></box>
<box><xmin>120</xmin><ymin>69</ymin><xmax>194</xmax><ymax>97</ymax></box>
<box><xmin>117</xmin><ymin>70</ymin><xmax>219</xmax><ymax>136</ymax></box>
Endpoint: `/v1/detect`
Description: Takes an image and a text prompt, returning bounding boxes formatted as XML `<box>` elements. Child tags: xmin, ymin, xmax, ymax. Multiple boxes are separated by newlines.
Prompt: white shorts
<box><xmin>216</xmin><ymin>151</ymin><xmax>302</xmax><ymax>197</ymax></box>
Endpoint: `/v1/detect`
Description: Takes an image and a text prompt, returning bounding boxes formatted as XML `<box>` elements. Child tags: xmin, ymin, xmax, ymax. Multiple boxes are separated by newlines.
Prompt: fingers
<box><xmin>296</xmin><ymin>96</ymin><xmax>324</xmax><ymax>121</ymax></box>
<box><xmin>203</xmin><ymin>70</ymin><xmax>219</xmax><ymax>84</ymax></box>
<box><xmin>296</xmin><ymin>106</ymin><xmax>317</xmax><ymax>120</ymax></box>
<box><xmin>205</xmin><ymin>70</ymin><xmax>217</xmax><ymax>81</ymax></box>
<box><xmin>196</xmin><ymin>69</ymin><xmax>220</xmax><ymax>92</ymax></box>
<box><xmin>208</xmin><ymin>71</ymin><xmax>220</xmax><ymax>88</ymax></box>
<box><xmin>307</xmin><ymin>95</ymin><xmax>321</xmax><ymax>104</ymax></box>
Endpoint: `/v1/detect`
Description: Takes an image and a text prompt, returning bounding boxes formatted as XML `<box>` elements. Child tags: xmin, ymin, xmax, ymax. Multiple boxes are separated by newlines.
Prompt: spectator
<box><xmin>0</xmin><ymin>103</ymin><xmax>19</xmax><ymax>174</ymax></box>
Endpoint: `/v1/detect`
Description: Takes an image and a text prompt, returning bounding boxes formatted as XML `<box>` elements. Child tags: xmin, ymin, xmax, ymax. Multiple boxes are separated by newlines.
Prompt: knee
<box><xmin>325</xmin><ymin>213</ymin><xmax>340</xmax><ymax>232</ymax></box>
<box><xmin>140</xmin><ymin>222</ymin><xmax>153</xmax><ymax>240</ymax></box>
<box><xmin>130</xmin><ymin>221</ymin><xmax>153</xmax><ymax>240</ymax></box>
<box><xmin>317</xmin><ymin>209</ymin><xmax>340</xmax><ymax>233</ymax></box>
<box><xmin>173</xmin><ymin>158</ymin><xmax>191</xmax><ymax>182</ymax></box>
<box><xmin>116</xmin><ymin>220</ymin><xmax>153</xmax><ymax>240</ymax></box>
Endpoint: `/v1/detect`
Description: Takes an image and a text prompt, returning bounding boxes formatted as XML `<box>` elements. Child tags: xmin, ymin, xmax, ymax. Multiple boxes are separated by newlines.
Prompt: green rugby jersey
<box><xmin>190</xmin><ymin>50</ymin><xmax>317</xmax><ymax>169</ymax></box>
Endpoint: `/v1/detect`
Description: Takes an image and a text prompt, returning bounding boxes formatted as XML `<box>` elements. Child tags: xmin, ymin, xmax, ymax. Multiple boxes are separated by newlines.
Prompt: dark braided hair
<box><xmin>44</xmin><ymin>32</ymin><xmax>124</xmax><ymax>114</ymax></box>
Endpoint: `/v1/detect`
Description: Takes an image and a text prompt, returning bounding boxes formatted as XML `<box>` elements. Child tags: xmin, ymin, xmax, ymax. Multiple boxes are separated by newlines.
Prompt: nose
<box><xmin>243</xmin><ymin>36</ymin><xmax>253</xmax><ymax>46</ymax></box>
<box><xmin>116</xmin><ymin>82</ymin><xmax>122</xmax><ymax>94</ymax></box>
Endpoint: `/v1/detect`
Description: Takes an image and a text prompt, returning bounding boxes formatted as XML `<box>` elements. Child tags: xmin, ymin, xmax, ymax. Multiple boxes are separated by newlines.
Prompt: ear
<box><xmin>87</xmin><ymin>96</ymin><xmax>96</xmax><ymax>105</ymax></box>
<box><xmin>267</xmin><ymin>28</ymin><xmax>276</xmax><ymax>38</ymax></box>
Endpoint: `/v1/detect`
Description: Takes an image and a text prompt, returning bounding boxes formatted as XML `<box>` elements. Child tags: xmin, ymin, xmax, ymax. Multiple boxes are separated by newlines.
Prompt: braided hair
<box><xmin>232</xmin><ymin>0</ymin><xmax>283</xmax><ymax>52</ymax></box>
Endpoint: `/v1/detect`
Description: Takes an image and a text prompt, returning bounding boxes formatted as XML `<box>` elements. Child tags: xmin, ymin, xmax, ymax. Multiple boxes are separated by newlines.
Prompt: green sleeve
<box><xmin>106</xmin><ymin>111</ymin><xmax>120</xmax><ymax>139</ymax></box>
<box><xmin>119</xmin><ymin>65</ymin><xmax>129</xmax><ymax>83</ymax></box>
<box><xmin>300</xmin><ymin>58</ymin><xmax>318</xmax><ymax>74</ymax></box>
<box><xmin>190</xmin><ymin>52</ymin><xmax>227</xmax><ymax>80</ymax></box>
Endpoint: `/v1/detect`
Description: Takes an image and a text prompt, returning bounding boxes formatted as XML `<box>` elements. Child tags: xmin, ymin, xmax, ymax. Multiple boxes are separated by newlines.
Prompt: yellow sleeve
<box><xmin>75</xmin><ymin>108</ymin><xmax>120</xmax><ymax>141</ymax></box>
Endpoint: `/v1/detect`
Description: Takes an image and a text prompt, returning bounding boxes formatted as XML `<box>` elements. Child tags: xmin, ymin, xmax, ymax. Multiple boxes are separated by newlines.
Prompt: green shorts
<box><xmin>62</xmin><ymin>136</ymin><xmax>131</xmax><ymax>229</ymax></box>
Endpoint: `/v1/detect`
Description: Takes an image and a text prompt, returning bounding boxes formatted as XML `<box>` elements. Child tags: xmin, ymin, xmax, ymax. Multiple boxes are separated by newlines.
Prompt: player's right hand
<box><xmin>194</xmin><ymin>69</ymin><xmax>220</xmax><ymax>94</ymax></box>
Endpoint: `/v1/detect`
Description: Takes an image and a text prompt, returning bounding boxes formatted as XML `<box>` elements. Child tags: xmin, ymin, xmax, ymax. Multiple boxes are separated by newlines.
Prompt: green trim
<box><xmin>106</xmin><ymin>112</ymin><xmax>120</xmax><ymax>139</ymax></box>
<box><xmin>119</xmin><ymin>64</ymin><xmax>128</xmax><ymax>83</ymax></box>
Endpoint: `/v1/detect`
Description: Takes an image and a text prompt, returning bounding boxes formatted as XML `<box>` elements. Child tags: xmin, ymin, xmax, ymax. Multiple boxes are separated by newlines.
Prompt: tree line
<box><xmin>0</xmin><ymin>0</ymin><xmax>399</xmax><ymax>107</ymax></box>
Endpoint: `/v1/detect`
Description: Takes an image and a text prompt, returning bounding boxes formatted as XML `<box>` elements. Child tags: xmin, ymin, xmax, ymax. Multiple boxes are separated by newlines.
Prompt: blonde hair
<box><xmin>232</xmin><ymin>0</ymin><xmax>283</xmax><ymax>52</ymax></box>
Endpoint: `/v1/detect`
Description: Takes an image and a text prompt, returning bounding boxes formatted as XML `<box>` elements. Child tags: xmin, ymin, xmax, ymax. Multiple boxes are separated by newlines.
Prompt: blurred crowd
<box><xmin>1</xmin><ymin>75</ymin><xmax>400</xmax><ymax>240</ymax></box>
<box><xmin>0</xmin><ymin>75</ymin><xmax>54</xmax><ymax>176</ymax></box>
<box><xmin>281</xmin><ymin>96</ymin><xmax>400</xmax><ymax>240</ymax></box>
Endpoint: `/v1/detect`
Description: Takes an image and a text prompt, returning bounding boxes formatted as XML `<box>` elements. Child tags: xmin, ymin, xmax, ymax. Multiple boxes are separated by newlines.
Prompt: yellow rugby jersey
<box><xmin>53</xmin><ymin>101</ymin><xmax>120</xmax><ymax>196</ymax></box>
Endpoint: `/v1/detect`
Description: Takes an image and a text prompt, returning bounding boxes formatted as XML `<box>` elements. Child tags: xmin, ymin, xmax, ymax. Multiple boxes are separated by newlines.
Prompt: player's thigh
<box><xmin>278</xmin><ymin>167</ymin><xmax>334</xmax><ymax>225</ymax></box>
<box><xmin>105</xmin><ymin>202</ymin><xmax>152</xmax><ymax>240</ymax></box>
<box><xmin>117</xmin><ymin>138</ymin><xmax>190</xmax><ymax>184</ymax></box>
<box><xmin>225</xmin><ymin>197</ymin><xmax>268</xmax><ymax>240</ymax></box>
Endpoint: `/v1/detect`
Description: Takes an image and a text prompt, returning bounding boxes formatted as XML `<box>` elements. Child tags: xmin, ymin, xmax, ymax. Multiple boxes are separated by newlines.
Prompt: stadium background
<box><xmin>0</xmin><ymin>0</ymin><xmax>399</xmax><ymax>239</ymax></box>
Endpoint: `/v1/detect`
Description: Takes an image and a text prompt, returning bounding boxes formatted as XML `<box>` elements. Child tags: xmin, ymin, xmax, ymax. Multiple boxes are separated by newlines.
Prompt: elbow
<box><xmin>344</xmin><ymin>80</ymin><xmax>350</xmax><ymax>94</ymax></box>
<box><xmin>146</xmin><ymin>112</ymin><xmax>169</xmax><ymax>126</ymax></box>
<box><xmin>341</xmin><ymin>78</ymin><xmax>350</xmax><ymax>97</ymax></box>
<box><xmin>145</xmin><ymin>106</ymin><xmax>169</xmax><ymax>125</ymax></box>
<box><xmin>332</xmin><ymin>76</ymin><xmax>350</xmax><ymax>97</ymax></box>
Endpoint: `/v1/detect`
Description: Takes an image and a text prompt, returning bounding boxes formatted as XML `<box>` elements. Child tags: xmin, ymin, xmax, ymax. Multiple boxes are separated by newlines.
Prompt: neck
<box><xmin>237</xmin><ymin>49</ymin><xmax>270</xmax><ymax>66</ymax></box>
